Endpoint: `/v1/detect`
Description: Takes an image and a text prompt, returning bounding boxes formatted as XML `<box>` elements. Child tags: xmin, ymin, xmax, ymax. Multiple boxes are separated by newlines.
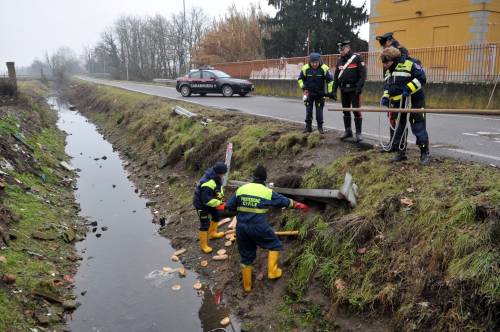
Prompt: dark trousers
<box><xmin>391</xmin><ymin>101</ymin><xmax>429</xmax><ymax>151</ymax></box>
<box><xmin>305</xmin><ymin>96</ymin><xmax>324</xmax><ymax>125</ymax></box>
<box><xmin>196</xmin><ymin>209</ymin><xmax>221</xmax><ymax>231</ymax></box>
<box><xmin>236</xmin><ymin>221</ymin><xmax>282</xmax><ymax>265</ymax></box>
<box><xmin>341</xmin><ymin>90</ymin><xmax>362</xmax><ymax>118</ymax></box>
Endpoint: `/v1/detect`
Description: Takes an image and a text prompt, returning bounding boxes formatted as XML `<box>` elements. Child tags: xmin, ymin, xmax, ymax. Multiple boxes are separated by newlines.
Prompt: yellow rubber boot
<box><xmin>268</xmin><ymin>251</ymin><xmax>283</xmax><ymax>280</ymax></box>
<box><xmin>199</xmin><ymin>231</ymin><xmax>213</xmax><ymax>254</ymax></box>
<box><xmin>208</xmin><ymin>221</ymin><xmax>224</xmax><ymax>239</ymax></box>
<box><xmin>241</xmin><ymin>265</ymin><xmax>252</xmax><ymax>292</ymax></box>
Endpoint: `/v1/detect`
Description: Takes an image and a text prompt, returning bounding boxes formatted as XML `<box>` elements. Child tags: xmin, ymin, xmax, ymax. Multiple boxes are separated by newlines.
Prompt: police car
<box><xmin>176</xmin><ymin>68</ymin><xmax>254</xmax><ymax>97</ymax></box>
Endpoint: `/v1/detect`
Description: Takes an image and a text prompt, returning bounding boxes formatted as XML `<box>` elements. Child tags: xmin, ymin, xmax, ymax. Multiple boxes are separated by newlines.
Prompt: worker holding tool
<box><xmin>224</xmin><ymin>165</ymin><xmax>309</xmax><ymax>292</ymax></box>
<box><xmin>193</xmin><ymin>161</ymin><xmax>227</xmax><ymax>254</ymax></box>
<box><xmin>297</xmin><ymin>52</ymin><xmax>334</xmax><ymax>134</ymax></box>
<box><xmin>380</xmin><ymin>47</ymin><xmax>431</xmax><ymax>165</ymax></box>
<box><xmin>376</xmin><ymin>32</ymin><xmax>426</xmax><ymax>153</ymax></box>
<box><xmin>332</xmin><ymin>40</ymin><xmax>366</xmax><ymax>142</ymax></box>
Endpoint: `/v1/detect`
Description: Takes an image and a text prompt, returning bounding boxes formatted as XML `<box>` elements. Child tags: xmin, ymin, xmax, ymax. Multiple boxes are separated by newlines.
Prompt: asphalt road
<box><xmin>78</xmin><ymin>76</ymin><xmax>500</xmax><ymax>167</ymax></box>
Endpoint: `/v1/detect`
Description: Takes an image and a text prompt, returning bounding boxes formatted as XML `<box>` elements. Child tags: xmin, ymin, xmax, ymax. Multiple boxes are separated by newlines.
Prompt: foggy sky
<box><xmin>0</xmin><ymin>0</ymin><xmax>369</xmax><ymax>69</ymax></box>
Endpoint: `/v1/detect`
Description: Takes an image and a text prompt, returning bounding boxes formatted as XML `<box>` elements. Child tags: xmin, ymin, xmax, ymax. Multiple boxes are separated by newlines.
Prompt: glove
<box><xmin>302</xmin><ymin>90</ymin><xmax>310</xmax><ymax>103</ymax></box>
<box><xmin>380</xmin><ymin>96</ymin><xmax>390</xmax><ymax>107</ymax></box>
<box><xmin>402</xmin><ymin>87</ymin><xmax>410</xmax><ymax>98</ymax></box>
<box><xmin>293</xmin><ymin>201</ymin><xmax>310</xmax><ymax>213</ymax></box>
<box><xmin>216</xmin><ymin>203</ymin><xmax>226</xmax><ymax>211</ymax></box>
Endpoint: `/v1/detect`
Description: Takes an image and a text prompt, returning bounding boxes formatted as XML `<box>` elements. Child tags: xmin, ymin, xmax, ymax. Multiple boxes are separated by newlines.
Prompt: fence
<box><xmin>214</xmin><ymin>43</ymin><xmax>500</xmax><ymax>83</ymax></box>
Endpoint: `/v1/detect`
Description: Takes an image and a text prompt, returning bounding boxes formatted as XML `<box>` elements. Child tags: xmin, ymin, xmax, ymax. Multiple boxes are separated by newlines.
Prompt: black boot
<box><xmin>317</xmin><ymin>123</ymin><xmax>325</xmax><ymax>134</ymax></box>
<box><xmin>392</xmin><ymin>150</ymin><xmax>407</xmax><ymax>162</ymax></box>
<box><xmin>340</xmin><ymin>116</ymin><xmax>352</xmax><ymax>140</ymax></box>
<box><xmin>420</xmin><ymin>145</ymin><xmax>431</xmax><ymax>166</ymax></box>
<box><xmin>354</xmin><ymin>117</ymin><xmax>363</xmax><ymax>142</ymax></box>
<box><xmin>303</xmin><ymin>122</ymin><xmax>312</xmax><ymax>133</ymax></box>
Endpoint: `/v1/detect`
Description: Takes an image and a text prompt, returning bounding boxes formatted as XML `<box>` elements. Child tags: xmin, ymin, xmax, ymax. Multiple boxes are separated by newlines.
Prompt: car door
<box><xmin>188</xmin><ymin>70</ymin><xmax>203</xmax><ymax>93</ymax></box>
<box><xmin>201</xmin><ymin>71</ymin><xmax>218</xmax><ymax>93</ymax></box>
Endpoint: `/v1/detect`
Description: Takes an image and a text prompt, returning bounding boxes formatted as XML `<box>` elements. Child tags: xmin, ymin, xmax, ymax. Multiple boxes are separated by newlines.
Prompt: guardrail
<box><xmin>214</xmin><ymin>43</ymin><xmax>500</xmax><ymax>83</ymax></box>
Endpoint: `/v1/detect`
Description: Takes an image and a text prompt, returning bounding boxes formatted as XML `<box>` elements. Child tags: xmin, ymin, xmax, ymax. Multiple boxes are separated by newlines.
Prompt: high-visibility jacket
<box><xmin>297</xmin><ymin>63</ymin><xmax>334</xmax><ymax>95</ymax></box>
<box><xmin>226</xmin><ymin>182</ymin><xmax>293</xmax><ymax>224</ymax></box>
<box><xmin>382</xmin><ymin>56</ymin><xmax>426</xmax><ymax>103</ymax></box>
<box><xmin>193</xmin><ymin>168</ymin><xmax>224</xmax><ymax>210</ymax></box>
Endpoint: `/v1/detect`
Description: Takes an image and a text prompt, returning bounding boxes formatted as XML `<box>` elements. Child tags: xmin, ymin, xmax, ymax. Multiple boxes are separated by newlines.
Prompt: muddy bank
<box><xmin>64</xmin><ymin>81</ymin><xmax>499</xmax><ymax>332</ymax></box>
<box><xmin>0</xmin><ymin>82</ymin><xmax>86</xmax><ymax>330</ymax></box>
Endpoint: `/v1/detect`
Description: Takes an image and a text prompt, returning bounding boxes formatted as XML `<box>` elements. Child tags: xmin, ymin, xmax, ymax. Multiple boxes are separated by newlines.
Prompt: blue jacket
<box><xmin>226</xmin><ymin>182</ymin><xmax>293</xmax><ymax>224</ymax></box>
<box><xmin>193</xmin><ymin>168</ymin><xmax>224</xmax><ymax>210</ymax></box>
<box><xmin>297</xmin><ymin>62</ymin><xmax>334</xmax><ymax>96</ymax></box>
<box><xmin>383</xmin><ymin>56</ymin><xmax>426</xmax><ymax>104</ymax></box>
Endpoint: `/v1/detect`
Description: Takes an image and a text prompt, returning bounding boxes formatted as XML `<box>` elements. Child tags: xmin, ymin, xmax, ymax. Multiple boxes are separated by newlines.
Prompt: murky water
<box><xmin>50</xmin><ymin>96</ymin><xmax>237</xmax><ymax>332</ymax></box>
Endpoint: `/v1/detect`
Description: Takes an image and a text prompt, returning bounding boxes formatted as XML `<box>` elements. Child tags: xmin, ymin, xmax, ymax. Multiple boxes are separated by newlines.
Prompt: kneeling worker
<box><xmin>193</xmin><ymin>161</ymin><xmax>227</xmax><ymax>254</ymax></box>
<box><xmin>225</xmin><ymin>165</ymin><xmax>309</xmax><ymax>292</ymax></box>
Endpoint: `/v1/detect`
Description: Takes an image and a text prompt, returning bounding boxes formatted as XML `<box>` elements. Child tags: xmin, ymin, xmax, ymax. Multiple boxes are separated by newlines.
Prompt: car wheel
<box><xmin>239</xmin><ymin>92</ymin><xmax>248</xmax><ymax>97</ymax></box>
<box><xmin>199</xmin><ymin>93</ymin><xmax>207</xmax><ymax>96</ymax></box>
<box><xmin>180</xmin><ymin>85</ymin><xmax>191</xmax><ymax>97</ymax></box>
<box><xmin>222</xmin><ymin>85</ymin><xmax>233</xmax><ymax>97</ymax></box>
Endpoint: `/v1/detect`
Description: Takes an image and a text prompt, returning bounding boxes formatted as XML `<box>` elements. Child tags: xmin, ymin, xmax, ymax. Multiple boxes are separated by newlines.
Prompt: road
<box><xmin>78</xmin><ymin>76</ymin><xmax>500</xmax><ymax>167</ymax></box>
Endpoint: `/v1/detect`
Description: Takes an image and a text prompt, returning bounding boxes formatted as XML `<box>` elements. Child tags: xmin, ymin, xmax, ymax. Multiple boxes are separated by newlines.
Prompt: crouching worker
<box><xmin>225</xmin><ymin>165</ymin><xmax>309</xmax><ymax>292</ymax></box>
<box><xmin>193</xmin><ymin>161</ymin><xmax>227</xmax><ymax>254</ymax></box>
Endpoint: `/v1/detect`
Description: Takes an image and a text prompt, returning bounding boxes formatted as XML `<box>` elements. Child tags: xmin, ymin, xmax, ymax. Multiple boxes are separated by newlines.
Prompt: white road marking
<box><xmin>78</xmin><ymin>76</ymin><xmax>500</xmax><ymax>164</ymax></box>
<box><xmin>463</xmin><ymin>133</ymin><xmax>480</xmax><ymax>136</ymax></box>
<box><xmin>446</xmin><ymin>149</ymin><xmax>500</xmax><ymax>162</ymax></box>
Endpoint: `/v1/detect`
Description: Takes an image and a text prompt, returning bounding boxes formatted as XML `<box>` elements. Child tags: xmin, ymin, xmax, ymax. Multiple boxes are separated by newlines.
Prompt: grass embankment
<box><xmin>0</xmin><ymin>82</ymin><xmax>83</xmax><ymax>330</ymax></box>
<box><xmin>66</xmin><ymin>80</ymin><xmax>499</xmax><ymax>331</ymax></box>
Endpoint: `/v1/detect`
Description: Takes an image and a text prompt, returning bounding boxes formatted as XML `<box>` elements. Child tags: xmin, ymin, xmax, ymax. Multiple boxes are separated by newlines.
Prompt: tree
<box><xmin>263</xmin><ymin>0</ymin><xmax>368</xmax><ymax>58</ymax></box>
<box><xmin>192</xmin><ymin>4</ymin><xmax>268</xmax><ymax>65</ymax></box>
<box><xmin>44</xmin><ymin>47</ymin><xmax>82</xmax><ymax>84</ymax></box>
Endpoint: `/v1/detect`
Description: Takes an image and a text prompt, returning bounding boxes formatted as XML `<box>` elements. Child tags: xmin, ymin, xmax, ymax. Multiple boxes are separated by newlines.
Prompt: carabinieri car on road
<box><xmin>176</xmin><ymin>68</ymin><xmax>254</xmax><ymax>97</ymax></box>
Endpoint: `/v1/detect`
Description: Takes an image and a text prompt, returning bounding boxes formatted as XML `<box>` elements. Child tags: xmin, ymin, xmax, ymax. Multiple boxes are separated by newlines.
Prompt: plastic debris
<box><xmin>335</xmin><ymin>279</ymin><xmax>346</xmax><ymax>291</ymax></box>
<box><xmin>178</xmin><ymin>267</ymin><xmax>187</xmax><ymax>278</ymax></box>
<box><xmin>218</xmin><ymin>218</ymin><xmax>232</xmax><ymax>227</ymax></box>
<box><xmin>171</xmin><ymin>284</ymin><xmax>181</xmax><ymax>291</ymax></box>
<box><xmin>400</xmin><ymin>197</ymin><xmax>414</xmax><ymax>207</ymax></box>
<box><xmin>163</xmin><ymin>267</ymin><xmax>173</xmax><ymax>273</ymax></box>
<box><xmin>357</xmin><ymin>247</ymin><xmax>367</xmax><ymax>254</ymax></box>
<box><xmin>174</xmin><ymin>248</ymin><xmax>187</xmax><ymax>256</ymax></box>
<box><xmin>145</xmin><ymin>270</ymin><xmax>177</xmax><ymax>287</ymax></box>
<box><xmin>220</xmin><ymin>317</ymin><xmax>231</xmax><ymax>326</ymax></box>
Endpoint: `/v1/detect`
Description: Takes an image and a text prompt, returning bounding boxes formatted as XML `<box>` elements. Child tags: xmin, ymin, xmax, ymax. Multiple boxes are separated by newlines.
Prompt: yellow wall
<box><xmin>369</xmin><ymin>0</ymin><xmax>500</xmax><ymax>51</ymax></box>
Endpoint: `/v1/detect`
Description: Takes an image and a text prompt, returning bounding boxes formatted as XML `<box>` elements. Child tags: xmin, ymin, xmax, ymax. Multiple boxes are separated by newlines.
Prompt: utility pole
<box><xmin>307</xmin><ymin>29</ymin><xmax>311</xmax><ymax>55</ymax></box>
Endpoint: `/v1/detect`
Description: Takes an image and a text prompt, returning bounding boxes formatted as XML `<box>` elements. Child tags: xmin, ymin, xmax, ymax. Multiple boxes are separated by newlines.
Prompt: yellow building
<box><xmin>369</xmin><ymin>0</ymin><xmax>500</xmax><ymax>51</ymax></box>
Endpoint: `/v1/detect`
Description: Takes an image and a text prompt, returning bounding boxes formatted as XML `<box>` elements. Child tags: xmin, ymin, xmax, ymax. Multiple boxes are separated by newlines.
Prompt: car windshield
<box><xmin>209</xmin><ymin>70</ymin><xmax>231</xmax><ymax>78</ymax></box>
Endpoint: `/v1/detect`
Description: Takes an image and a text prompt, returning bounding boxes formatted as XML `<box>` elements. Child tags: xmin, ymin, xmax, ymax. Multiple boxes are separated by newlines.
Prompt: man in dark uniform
<box><xmin>332</xmin><ymin>40</ymin><xmax>367</xmax><ymax>142</ymax></box>
<box><xmin>376</xmin><ymin>32</ymin><xmax>409</xmax><ymax>57</ymax></box>
<box><xmin>225</xmin><ymin>165</ymin><xmax>309</xmax><ymax>292</ymax></box>
<box><xmin>380</xmin><ymin>47</ymin><xmax>431</xmax><ymax>165</ymax></box>
<box><xmin>297</xmin><ymin>52</ymin><xmax>334</xmax><ymax>134</ymax></box>
<box><xmin>193</xmin><ymin>161</ymin><xmax>227</xmax><ymax>253</ymax></box>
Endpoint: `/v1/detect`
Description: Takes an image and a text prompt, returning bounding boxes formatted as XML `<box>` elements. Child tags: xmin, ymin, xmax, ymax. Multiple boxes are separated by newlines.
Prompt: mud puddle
<box><xmin>51</xmin><ymin>96</ymin><xmax>238</xmax><ymax>332</ymax></box>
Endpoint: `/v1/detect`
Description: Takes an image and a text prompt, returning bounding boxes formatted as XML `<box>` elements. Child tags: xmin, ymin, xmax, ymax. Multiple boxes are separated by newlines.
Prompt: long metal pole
<box><xmin>327</xmin><ymin>107</ymin><xmax>500</xmax><ymax>116</ymax></box>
